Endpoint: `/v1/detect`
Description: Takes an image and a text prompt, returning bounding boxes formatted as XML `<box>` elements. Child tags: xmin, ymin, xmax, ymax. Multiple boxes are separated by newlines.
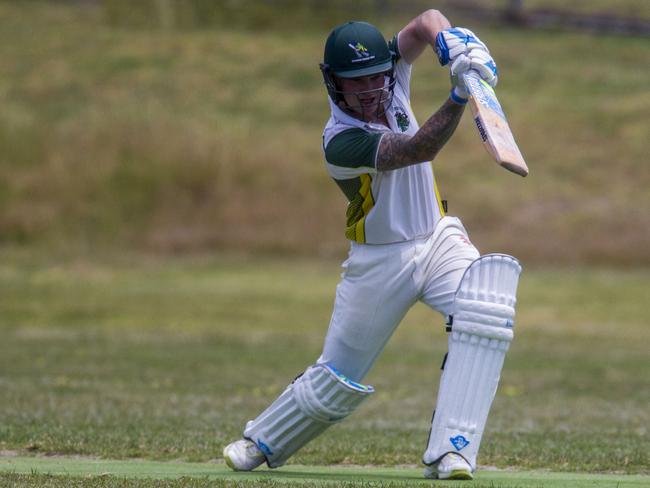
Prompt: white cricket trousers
<box><xmin>318</xmin><ymin>216</ymin><xmax>480</xmax><ymax>382</ymax></box>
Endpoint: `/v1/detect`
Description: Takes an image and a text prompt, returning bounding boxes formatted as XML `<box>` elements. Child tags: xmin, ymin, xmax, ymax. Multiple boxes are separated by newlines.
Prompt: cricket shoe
<box><xmin>423</xmin><ymin>452</ymin><xmax>473</xmax><ymax>480</ymax></box>
<box><xmin>223</xmin><ymin>439</ymin><xmax>265</xmax><ymax>471</ymax></box>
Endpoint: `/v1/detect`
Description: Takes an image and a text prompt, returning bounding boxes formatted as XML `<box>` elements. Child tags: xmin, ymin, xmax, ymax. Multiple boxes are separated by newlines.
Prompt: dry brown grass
<box><xmin>0</xmin><ymin>2</ymin><xmax>648</xmax><ymax>264</ymax></box>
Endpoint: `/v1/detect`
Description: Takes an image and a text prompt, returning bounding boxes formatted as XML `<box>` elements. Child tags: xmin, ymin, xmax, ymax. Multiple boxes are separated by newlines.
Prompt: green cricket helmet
<box><xmin>320</xmin><ymin>21</ymin><xmax>396</xmax><ymax>118</ymax></box>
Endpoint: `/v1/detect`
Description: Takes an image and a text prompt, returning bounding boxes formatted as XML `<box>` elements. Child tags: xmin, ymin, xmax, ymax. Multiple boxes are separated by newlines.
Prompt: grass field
<box><xmin>0</xmin><ymin>2</ymin><xmax>648</xmax><ymax>263</ymax></box>
<box><xmin>0</xmin><ymin>1</ymin><xmax>648</xmax><ymax>486</ymax></box>
<box><xmin>472</xmin><ymin>0</ymin><xmax>650</xmax><ymax>17</ymax></box>
<box><xmin>0</xmin><ymin>251</ymin><xmax>648</xmax><ymax>486</ymax></box>
<box><xmin>1</xmin><ymin>457</ymin><xmax>648</xmax><ymax>487</ymax></box>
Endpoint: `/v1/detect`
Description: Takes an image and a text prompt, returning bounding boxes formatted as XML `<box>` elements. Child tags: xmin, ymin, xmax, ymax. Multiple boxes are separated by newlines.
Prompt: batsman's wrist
<box><xmin>450</xmin><ymin>87</ymin><xmax>468</xmax><ymax>105</ymax></box>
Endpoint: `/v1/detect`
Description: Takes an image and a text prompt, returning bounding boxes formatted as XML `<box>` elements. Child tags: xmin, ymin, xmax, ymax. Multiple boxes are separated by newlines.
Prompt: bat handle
<box><xmin>462</xmin><ymin>70</ymin><xmax>490</xmax><ymax>91</ymax></box>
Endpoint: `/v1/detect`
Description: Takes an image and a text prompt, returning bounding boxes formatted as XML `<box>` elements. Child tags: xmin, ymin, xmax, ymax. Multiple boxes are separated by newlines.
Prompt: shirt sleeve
<box><xmin>389</xmin><ymin>32</ymin><xmax>412</xmax><ymax>100</ymax></box>
<box><xmin>324</xmin><ymin>128</ymin><xmax>383</xmax><ymax>179</ymax></box>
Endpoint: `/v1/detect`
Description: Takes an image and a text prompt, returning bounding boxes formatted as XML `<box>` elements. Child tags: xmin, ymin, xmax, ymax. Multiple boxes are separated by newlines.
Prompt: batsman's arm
<box><xmin>398</xmin><ymin>9</ymin><xmax>452</xmax><ymax>64</ymax></box>
<box><xmin>376</xmin><ymin>99</ymin><xmax>464</xmax><ymax>171</ymax></box>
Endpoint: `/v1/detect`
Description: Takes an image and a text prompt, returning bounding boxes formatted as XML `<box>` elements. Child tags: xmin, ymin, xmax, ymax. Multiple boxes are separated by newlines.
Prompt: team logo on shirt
<box><xmin>395</xmin><ymin>110</ymin><xmax>410</xmax><ymax>131</ymax></box>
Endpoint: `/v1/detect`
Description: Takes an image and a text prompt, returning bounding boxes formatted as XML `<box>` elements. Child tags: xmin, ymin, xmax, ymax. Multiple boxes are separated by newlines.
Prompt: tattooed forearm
<box><xmin>376</xmin><ymin>99</ymin><xmax>464</xmax><ymax>171</ymax></box>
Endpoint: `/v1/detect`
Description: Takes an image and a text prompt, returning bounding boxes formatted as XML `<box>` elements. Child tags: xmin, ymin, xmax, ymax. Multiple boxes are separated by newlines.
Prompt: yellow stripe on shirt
<box><xmin>356</xmin><ymin>174</ymin><xmax>375</xmax><ymax>242</ymax></box>
<box><xmin>345</xmin><ymin>174</ymin><xmax>375</xmax><ymax>243</ymax></box>
<box><xmin>433</xmin><ymin>176</ymin><xmax>445</xmax><ymax>217</ymax></box>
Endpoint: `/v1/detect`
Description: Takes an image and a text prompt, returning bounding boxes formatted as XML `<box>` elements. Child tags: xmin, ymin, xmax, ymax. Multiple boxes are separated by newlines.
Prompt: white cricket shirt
<box><xmin>322</xmin><ymin>34</ymin><xmax>445</xmax><ymax>244</ymax></box>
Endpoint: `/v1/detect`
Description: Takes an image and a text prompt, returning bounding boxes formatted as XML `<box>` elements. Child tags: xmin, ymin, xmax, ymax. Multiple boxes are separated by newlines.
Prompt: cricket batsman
<box><xmin>224</xmin><ymin>9</ymin><xmax>522</xmax><ymax>480</ymax></box>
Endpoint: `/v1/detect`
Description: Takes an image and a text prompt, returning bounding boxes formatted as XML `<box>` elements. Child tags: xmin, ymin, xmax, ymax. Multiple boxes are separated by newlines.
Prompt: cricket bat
<box><xmin>462</xmin><ymin>71</ymin><xmax>529</xmax><ymax>177</ymax></box>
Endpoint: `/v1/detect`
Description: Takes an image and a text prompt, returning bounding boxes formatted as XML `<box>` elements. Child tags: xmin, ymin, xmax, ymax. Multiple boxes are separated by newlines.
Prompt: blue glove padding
<box><xmin>435</xmin><ymin>27</ymin><xmax>489</xmax><ymax>66</ymax></box>
<box><xmin>450</xmin><ymin>87</ymin><xmax>469</xmax><ymax>105</ymax></box>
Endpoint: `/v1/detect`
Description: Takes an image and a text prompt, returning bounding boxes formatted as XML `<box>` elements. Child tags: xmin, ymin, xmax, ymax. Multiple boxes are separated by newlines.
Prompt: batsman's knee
<box><xmin>448</xmin><ymin>253</ymin><xmax>521</xmax><ymax>339</ymax></box>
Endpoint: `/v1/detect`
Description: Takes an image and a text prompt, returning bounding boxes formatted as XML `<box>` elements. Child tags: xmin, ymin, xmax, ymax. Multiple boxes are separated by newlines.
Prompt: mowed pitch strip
<box><xmin>1</xmin><ymin>457</ymin><xmax>647</xmax><ymax>487</ymax></box>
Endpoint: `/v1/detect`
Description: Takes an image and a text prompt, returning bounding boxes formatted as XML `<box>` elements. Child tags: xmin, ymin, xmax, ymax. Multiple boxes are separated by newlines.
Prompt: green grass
<box><xmin>0</xmin><ymin>252</ymin><xmax>648</xmax><ymax>486</ymax></box>
<box><xmin>101</xmin><ymin>0</ymin><xmax>650</xmax><ymax>29</ymax></box>
<box><xmin>0</xmin><ymin>2</ymin><xmax>648</xmax><ymax>263</ymax></box>
<box><xmin>529</xmin><ymin>0</ymin><xmax>650</xmax><ymax>17</ymax></box>
<box><xmin>0</xmin><ymin>3</ymin><xmax>648</xmax><ymax>485</ymax></box>
<box><xmin>1</xmin><ymin>457</ymin><xmax>648</xmax><ymax>487</ymax></box>
<box><xmin>474</xmin><ymin>0</ymin><xmax>650</xmax><ymax>17</ymax></box>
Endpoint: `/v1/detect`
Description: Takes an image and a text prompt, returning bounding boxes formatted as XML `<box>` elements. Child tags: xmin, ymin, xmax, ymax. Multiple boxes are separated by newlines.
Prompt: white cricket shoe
<box><xmin>423</xmin><ymin>452</ymin><xmax>473</xmax><ymax>480</ymax></box>
<box><xmin>223</xmin><ymin>439</ymin><xmax>265</xmax><ymax>471</ymax></box>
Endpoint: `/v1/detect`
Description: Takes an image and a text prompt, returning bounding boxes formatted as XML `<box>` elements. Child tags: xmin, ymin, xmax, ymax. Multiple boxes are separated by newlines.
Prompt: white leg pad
<box><xmin>423</xmin><ymin>254</ymin><xmax>522</xmax><ymax>470</ymax></box>
<box><xmin>244</xmin><ymin>363</ymin><xmax>374</xmax><ymax>468</ymax></box>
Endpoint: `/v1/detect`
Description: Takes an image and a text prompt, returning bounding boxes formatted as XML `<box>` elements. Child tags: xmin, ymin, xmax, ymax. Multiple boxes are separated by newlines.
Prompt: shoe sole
<box><xmin>446</xmin><ymin>469</ymin><xmax>473</xmax><ymax>480</ymax></box>
<box><xmin>423</xmin><ymin>468</ymin><xmax>473</xmax><ymax>480</ymax></box>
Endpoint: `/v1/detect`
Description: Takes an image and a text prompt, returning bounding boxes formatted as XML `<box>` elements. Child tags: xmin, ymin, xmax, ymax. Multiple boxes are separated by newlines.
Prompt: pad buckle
<box><xmin>445</xmin><ymin>315</ymin><xmax>453</xmax><ymax>332</ymax></box>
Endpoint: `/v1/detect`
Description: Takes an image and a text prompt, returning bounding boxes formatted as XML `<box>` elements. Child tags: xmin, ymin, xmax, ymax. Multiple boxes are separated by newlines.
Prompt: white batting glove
<box><xmin>468</xmin><ymin>49</ymin><xmax>498</xmax><ymax>88</ymax></box>
<box><xmin>449</xmin><ymin>54</ymin><xmax>471</xmax><ymax>103</ymax></box>
<box><xmin>448</xmin><ymin>50</ymin><xmax>499</xmax><ymax>104</ymax></box>
<box><xmin>435</xmin><ymin>27</ymin><xmax>489</xmax><ymax>66</ymax></box>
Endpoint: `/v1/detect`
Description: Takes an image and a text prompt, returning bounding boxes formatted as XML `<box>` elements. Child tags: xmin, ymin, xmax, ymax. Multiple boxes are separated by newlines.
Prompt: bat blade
<box><xmin>462</xmin><ymin>71</ymin><xmax>529</xmax><ymax>177</ymax></box>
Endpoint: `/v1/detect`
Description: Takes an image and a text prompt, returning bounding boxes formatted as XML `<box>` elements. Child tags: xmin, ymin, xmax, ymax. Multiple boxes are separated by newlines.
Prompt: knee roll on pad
<box><xmin>423</xmin><ymin>254</ymin><xmax>521</xmax><ymax>470</ymax></box>
<box><xmin>244</xmin><ymin>363</ymin><xmax>374</xmax><ymax>468</ymax></box>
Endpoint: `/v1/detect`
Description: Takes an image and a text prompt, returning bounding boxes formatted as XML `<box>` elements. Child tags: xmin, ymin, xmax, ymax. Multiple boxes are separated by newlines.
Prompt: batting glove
<box><xmin>449</xmin><ymin>54</ymin><xmax>471</xmax><ymax>103</ymax></box>
<box><xmin>448</xmin><ymin>50</ymin><xmax>499</xmax><ymax>104</ymax></box>
<box><xmin>467</xmin><ymin>49</ymin><xmax>498</xmax><ymax>87</ymax></box>
<box><xmin>435</xmin><ymin>27</ymin><xmax>489</xmax><ymax>66</ymax></box>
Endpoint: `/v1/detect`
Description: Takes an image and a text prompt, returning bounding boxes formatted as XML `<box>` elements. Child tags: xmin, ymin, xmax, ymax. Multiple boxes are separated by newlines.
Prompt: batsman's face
<box><xmin>336</xmin><ymin>73</ymin><xmax>388</xmax><ymax>121</ymax></box>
